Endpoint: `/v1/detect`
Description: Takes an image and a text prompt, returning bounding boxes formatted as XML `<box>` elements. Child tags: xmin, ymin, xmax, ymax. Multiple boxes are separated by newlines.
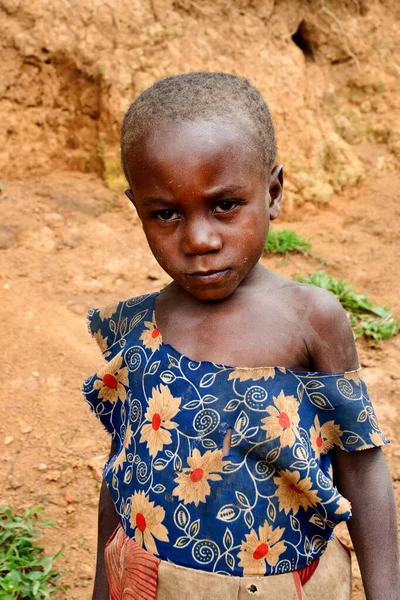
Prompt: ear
<box><xmin>125</xmin><ymin>189</ymin><xmax>141</xmax><ymax>219</ymax></box>
<box><xmin>268</xmin><ymin>164</ymin><xmax>283</xmax><ymax>221</ymax></box>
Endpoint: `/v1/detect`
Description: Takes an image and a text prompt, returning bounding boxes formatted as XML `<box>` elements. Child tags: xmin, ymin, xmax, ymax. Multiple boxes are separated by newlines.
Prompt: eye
<box><xmin>214</xmin><ymin>200</ymin><xmax>239</xmax><ymax>213</ymax></box>
<box><xmin>155</xmin><ymin>209</ymin><xmax>180</xmax><ymax>222</ymax></box>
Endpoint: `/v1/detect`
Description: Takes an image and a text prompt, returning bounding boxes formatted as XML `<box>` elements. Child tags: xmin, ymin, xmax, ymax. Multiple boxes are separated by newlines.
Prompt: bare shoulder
<box><xmin>267</xmin><ymin>272</ymin><xmax>345</xmax><ymax>317</ymax></box>
<box><xmin>296</xmin><ymin>281</ymin><xmax>347</xmax><ymax>323</ymax></box>
<box><xmin>284</xmin><ymin>280</ymin><xmax>359</xmax><ymax>372</ymax></box>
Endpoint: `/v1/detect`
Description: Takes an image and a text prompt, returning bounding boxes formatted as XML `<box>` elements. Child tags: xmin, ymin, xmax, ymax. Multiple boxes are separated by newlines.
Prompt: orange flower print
<box><xmin>309</xmin><ymin>415</ymin><xmax>343</xmax><ymax>457</ymax></box>
<box><xmin>94</xmin><ymin>352</ymin><xmax>129</xmax><ymax>403</ymax></box>
<box><xmin>140</xmin><ymin>385</ymin><xmax>181</xmax><ymax>457</ymax></box>
<box><xmin>140</xmin><ymin>313</ymin><xmax>162</xmax><ymax>352</ymax></box>
<box><xmin>228</xmin><ymin>367</ymin><xmax>276</xmax><ymax>383</ymax></box>
<box><xmin>173</xmin><ymin>449</ymin><xmax>225</xmax><ymax>506</ymax></box>
<box><xmin>274</xmin><ymin>470</ymin><xmax>321</xmax><ymax>515</ymax></box>
<box><xmin>238</xmin><ymin>521</ymin><xmax>286</xmax><ymax>575</ymax></box>
<box><xmin>112</xmin><ymin>423</ymin><xmax>133</xmax><ymax>473</ymax></box>
<box><xmin>129</xmin><ymin>491</ymin><xmax>169</xmax><ymax>556</ymax></box>
<box><xmin>261</xmin><ymin>391</ymin><xmax>300</xmax><ymax>448</ymax></box>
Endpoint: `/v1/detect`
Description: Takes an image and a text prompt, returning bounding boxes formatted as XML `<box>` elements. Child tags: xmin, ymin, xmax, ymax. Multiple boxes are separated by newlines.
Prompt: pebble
<box><xmin>4</xmin><ymin>436</ymin><xmax>14</xmax><ymax>445</ymax></box>
<box><xmin>21</xmin><ymin>426</ymin><xmax>32</xmax><ymax>434</ymax></box>
<box><xmin>80</xmin><ymin>564</ymin><xmax>93</xmax><ymax>579</ymax></box>
<box><xmin>44</xmin><ymin>212</ymin><xmax>64</xmax><ymax>226</ymax></box>
<box><xmin>66</xmin><ymin>505</ymin><xmax>76</xmax><ymax>514</ymax></box>
<box><xmin>37</xmin><ymin>463</ymin><xmax>48</xmax><ymax>471</ymax></box>
<box><xmin>45</xmin><ymin>470</ymin><xmax>61</xmax><ymax>481</ymax></box>
<box><xmin>59</xmin><ymin>227</ymin><xmax>81</xmax><ymax>249</ymax></box>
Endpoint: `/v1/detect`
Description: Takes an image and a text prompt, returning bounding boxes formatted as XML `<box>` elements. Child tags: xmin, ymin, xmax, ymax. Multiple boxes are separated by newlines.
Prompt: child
<box><xmin>83</xmin><ymin>73</ymin><xmax>399</xmax><ymax>600</ymax></box>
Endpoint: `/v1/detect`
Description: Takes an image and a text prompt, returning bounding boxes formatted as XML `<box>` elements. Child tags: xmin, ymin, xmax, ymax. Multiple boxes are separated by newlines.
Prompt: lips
<box><xmin>185</xmin><ymin>268</ymin><xmax>230</xmax><ymax>284</ymax></box>
<box><xmin>187</xmin><ymin>269</ymin><xmax>227</xmax><ymax>276</ymax></box>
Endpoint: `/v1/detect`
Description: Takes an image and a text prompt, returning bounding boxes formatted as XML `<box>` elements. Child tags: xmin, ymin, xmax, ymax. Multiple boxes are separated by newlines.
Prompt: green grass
<box><xmin>0</xmin><ymin>505</ymin><xmax>64</xmax><ymax>600</ymax></box>
<box><xmin>294</xmin><ymin>270</ymin><xmax>399</xmax><ymax>341</ymax></box>
<box><xmin>264</xmin><ymin>228</ymin><xmax>311</xmax><ymax>255</ymax></box>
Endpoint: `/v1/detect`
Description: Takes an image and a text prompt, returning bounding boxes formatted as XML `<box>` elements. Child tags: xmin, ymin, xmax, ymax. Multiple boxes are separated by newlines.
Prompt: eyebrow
<box><xmin>142</xmin><ymin>197</ymin><xmax>174</xmax><ymax>205</ymax></box>
<box><xmin>203</xmin><ymin>184</ymin><xmax>247</xmax><ymax>199</ymax></box>
<box><xmin>142</xmin><ymin>185</ymin><xmax>248</xmax><ymax>205</ymax></box>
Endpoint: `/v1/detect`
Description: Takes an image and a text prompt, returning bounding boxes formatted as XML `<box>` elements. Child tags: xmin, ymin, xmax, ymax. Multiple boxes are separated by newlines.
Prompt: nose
<box><xmin>181</xmin><ymin>217</ymin><xmax>223</xmax><ymax>256</ymax></box>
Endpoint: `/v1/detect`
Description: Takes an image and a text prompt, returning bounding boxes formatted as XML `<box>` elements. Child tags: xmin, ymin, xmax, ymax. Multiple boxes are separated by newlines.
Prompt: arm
<box><xmin>305</xmin><ymin>287</ymin><xmax>400</xmax><ymax>599</ymax></box>
<box><xmin>92</xmin><ymin>443</ymin><xmax>120</xmax><ymax>600</ymax></box>
<box><xmin>333</xmin><ymin>447</ymin><xmax>400</xmax><ymax>600</ymax></box>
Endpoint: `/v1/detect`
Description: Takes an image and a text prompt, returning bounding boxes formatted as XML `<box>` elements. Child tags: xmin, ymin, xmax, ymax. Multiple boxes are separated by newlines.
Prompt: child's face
<box><xmin>125</xmin><ymin>118</ymin><xmax>282</xmax><ymax>301</ymax></box>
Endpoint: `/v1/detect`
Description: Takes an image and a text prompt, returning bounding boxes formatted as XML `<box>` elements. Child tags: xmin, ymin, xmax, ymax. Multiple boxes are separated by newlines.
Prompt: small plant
<box><xmin>0</xmin><ymin>505</ymin><xmax>64</xmax><ymax>600</ymax></box>
<box><xmin>293</xmin><ymin>270</ymin><xmax>399</xmax><ymax>341</ymax></box>
<box><xmin>265</xmin><ymin>228</ymin><xmax>311</xmax><ymax>255</ymax></box>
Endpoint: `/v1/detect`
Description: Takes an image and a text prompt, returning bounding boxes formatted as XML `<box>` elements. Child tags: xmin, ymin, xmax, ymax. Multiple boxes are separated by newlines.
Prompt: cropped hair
<box><xmin>121</xmin><ymin>72</ymin><xmax>276</xmax><ymax>180</ymax></box>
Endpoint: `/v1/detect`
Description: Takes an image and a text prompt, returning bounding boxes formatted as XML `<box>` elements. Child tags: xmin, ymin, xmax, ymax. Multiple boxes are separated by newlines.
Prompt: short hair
<box><xmin>121</xmin><ymin>72</ymin><xmax>276</xmax><ymax>181</ymax></box>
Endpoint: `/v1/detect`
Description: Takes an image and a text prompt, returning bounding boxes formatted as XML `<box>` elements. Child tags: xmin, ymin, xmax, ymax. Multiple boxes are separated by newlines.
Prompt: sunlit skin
<box><xmin>93</xmin><ymin>117</ymin><xmax>400</xmax><ymax>600</ymax></box>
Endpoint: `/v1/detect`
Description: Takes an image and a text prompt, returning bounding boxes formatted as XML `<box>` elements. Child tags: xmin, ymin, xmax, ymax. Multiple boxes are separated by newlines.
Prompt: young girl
<box><xmin>83</xmin><ymin>73</ymin><xmax>399</xmax><ymax>600</ymax></box>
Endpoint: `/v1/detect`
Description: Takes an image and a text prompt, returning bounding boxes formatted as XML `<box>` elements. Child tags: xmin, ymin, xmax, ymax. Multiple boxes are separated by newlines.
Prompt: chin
<box><xmin>182</xmin><ymin>282</ymin><xmax>237</xmax><ymax>302</ymax></box>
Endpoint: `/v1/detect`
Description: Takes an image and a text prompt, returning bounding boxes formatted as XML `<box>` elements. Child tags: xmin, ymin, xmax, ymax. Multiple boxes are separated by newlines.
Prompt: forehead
<box><xmin>126</xmin><ymin>118</ymin><xmax>264</xmax><ymax>193</ymax></box>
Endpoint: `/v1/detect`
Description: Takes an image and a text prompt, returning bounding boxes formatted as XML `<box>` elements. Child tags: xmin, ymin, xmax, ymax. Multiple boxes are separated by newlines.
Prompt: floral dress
<box><xmin>83</xmin><ymin>293</ymin><xmax>388</xmax><ymax>578</ymax></box>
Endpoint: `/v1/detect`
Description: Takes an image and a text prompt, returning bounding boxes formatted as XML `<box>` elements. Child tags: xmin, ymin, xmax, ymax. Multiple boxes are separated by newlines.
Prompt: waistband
<box><xmin>104</xmin><ymin>525</ymin><xmax>351</xmax><ymax>600</ymax></box>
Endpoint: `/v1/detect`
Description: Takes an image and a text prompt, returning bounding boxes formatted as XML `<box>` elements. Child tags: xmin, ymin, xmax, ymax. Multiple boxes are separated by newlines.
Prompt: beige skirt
<box><xmin>105</xmin><ymin>526</ymin><xmax>351</xmax><ymax>600</ymax></box>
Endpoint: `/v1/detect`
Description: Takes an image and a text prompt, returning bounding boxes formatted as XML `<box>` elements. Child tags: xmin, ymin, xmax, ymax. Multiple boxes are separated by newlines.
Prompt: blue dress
<box><xmin>83</xmin><ymin>292</ymin><xmax>388</xmax><ymax>577</ymax></box>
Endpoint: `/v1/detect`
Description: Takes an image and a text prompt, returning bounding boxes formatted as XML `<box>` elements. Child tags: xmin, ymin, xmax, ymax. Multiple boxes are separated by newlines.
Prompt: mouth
<box><xmin>185</xmin><ymin>268</ymin><xmax>230</xmax><ymax>284</ymax></box>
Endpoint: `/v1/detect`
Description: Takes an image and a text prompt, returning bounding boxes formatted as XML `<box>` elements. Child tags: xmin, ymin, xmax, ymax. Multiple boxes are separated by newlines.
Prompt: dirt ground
<box><xmin>0</xmin><ymin>139</ymin><xmax>399</xmax><ymax>599</ymax></box>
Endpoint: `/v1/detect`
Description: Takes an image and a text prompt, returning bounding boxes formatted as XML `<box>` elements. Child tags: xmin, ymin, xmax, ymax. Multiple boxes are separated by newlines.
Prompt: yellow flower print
<box><xmin>172</xmin><ymin>449</ymin><xmax>225</xmax><ymax>506</ymax></box>
<box><xmin>93</xmin><ymin>330</ymin><xmax>109</xmax><ymax>353</ymax></box>
<box><xmin>335</xmin><ymin>495</ymin><xmax>352</xmax><ymax>515</ymax></box>
<box><xmin>140</xmin><ymin>313</ymin><xmax>162</xmax><ymax>352</ymax></box>
<box><xmin>238</xmin><ymin>521</ymin><xmax>286</xmax><ymax>575</ymax></box>
<box><xmin>112</xmin><ymin>423</ymin><xmax>133</xmax><ymax>473</ymax></box>
<box><xmin>309</xmin><ymin>415</ymin><xmax>343</xmax><ymax>457</ymax></box>
<box><xmin>261</xmin><ymin>391</ymin><xmax>300</xmax><ymax>448</ymax></box>
<box><xmin>228</xmin><ymin>367</ymin><xmax>276</xmax><ymax>383</ymax></box>
<box><xmin>274</xmin><ymin>470</ymin><xmax>321</xmax><ymax>515</ymax></box>
<box><xmin>344</xmin><ymin>370</ymin><xmax>361</xmax><ymax>385</ymax></box>
<box><xmin>94</xmin><ymin>352</ymin><xmax>129</xmax><ymax>403</ymax></box>
<box><xmin>99</xmin><ymin>302</ymin><xmax>119</xmax><ymax>321</ymax></box>
<box><xmin>140</xmin><ymin>385</ymin><xmax>181</xmax><ymax>457</ymax></box>
<box><xmin>112</xmin><ymin>447</ymin><xmax>126</xmax><ymax>474</ymax></box>
<box><xmin>370</xmin><ymin>431</ymin><xmax>385</xmax><ymax>446</ymax></box>
<box><xmin>129</xmin><ymin>491</ymin><xmax>169</xmax><ymax>556</ymax></box>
